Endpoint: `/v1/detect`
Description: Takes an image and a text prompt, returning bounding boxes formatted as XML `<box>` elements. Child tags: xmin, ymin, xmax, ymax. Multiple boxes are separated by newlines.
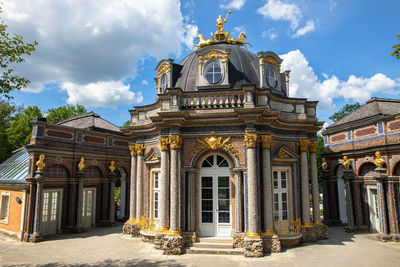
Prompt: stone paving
<box><xmin>0</xmin><ymin>224</ymin><xmax>399</xmax><ymax>267</ymax></box>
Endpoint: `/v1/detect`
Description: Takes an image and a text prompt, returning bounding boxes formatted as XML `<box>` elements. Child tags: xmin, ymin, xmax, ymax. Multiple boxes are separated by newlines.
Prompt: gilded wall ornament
<box><xmin>151</xmin><ymin>153</ymin><xmax>158</xmax><ymax>160</ymax></box>
<box><xmin>262</xmin><ymin>57</ymin><xmax>281</xmax><ymax>74</ymax></box>
<box><xmin>322</xmin><ymin>158</ymin><xmax>328</xmax><ymax>170</ymax></box>
<box><xmin>244</xmin><ymin>133</ymin><xmax>258</xmax><ymax>148</ymax></box>
<box><xmin>129</xmin><ymin>145</ymin><xmax>137</xmax><ymax>156</ymax></box>
<box><xmin>298</xmin><ymin>140</ymin><xmax>310</xmax><ymax>152</ymax></box>
<box><xmin>169</xmin><ymin>135</ymin><xmax>182</xmax><ymax>149</ymax></box>
<box><xmin>78</xmin><ymin>157</ymin><xmax>85</xmax><ymax>171</ymax></box>
<box><xmin>309</xmin><ymin>141</ymin><xmax>318</xmax><ymax>153</ymax></box>
<box><xmin>36</xmin><ymin>154</ymin><xmax>45</xmax><ymax>171</ymax></box>
<box><xmin>159</xmin><ymin>137</ymin><xmax>170</xmax><ymax>151</ymax></box>
<box><xmin>278</xmin><ymin>148</ymin><xmax>289</xmax><ymax>158</ymax></box>
<box><xmin>109</xmin><ymin>161</ymin><xmax>116</xmax><ymax>173</ymax></box>
<box><xmin>374</xmin><ymin>151</ymin><xmax>385</xmax><ymax>168</ymax></box>
<box><xmin>259</xmin><ymin>135</ymin><xmax>272</xmax><ymax>148</ymax></box>
<box><xmin>191</xmin><ymin>132</ymin><xmax>239</xmax><ymax>158</ymax></box>
<box><xmin>135</xmin><ymin>144</ymin><xmax>145</xmax><ymax>155</ymax></box>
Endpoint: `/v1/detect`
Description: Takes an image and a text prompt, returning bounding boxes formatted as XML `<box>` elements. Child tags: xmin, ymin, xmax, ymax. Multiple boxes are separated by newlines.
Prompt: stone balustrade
<box><xmin>181</xmin><ymin>94</ymin><xmax>244</xmax><ymax>109</ymax></box>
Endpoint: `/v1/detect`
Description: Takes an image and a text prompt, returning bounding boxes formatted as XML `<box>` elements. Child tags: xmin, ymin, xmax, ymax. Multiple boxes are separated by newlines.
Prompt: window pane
<box><xmin>201</xmin><ymin>177</ymin><xmax>212</xmax><ymax>187</ymax></box>
<box><xmin>218</xmin><ymin>212</ymin><xmax>229</xmax><ymax>223</ymax></box>
<box><xmin>217</xmin><ymin>156</ymin><xmax>229</xmax><ymax>167</ymax></box>
<box><xmin>218</xmin><ymin>189</ymin><xmax>229</xmax><ymax>199</ymax></box>
<box><xmin>281</xmin><ymin>171</ymin><xmax>287</xmax><ymax>188</ymax></box>
<box><xmin>202</xmin><ymin>189</ymin><xmax>213</xmax><ymax>199</ymax></box>
<box><xmin>205</xmin><ymin>62</ymin><xmax>222</xmax><ymax>84</ymax></box>
<box><xmin>218</xmin><ymin>176</ymin><xmax>229</xmax><ymax>187</ymax></box>
<box><xmin>273</xmin><ymin>171</ymin><xmax>278</xmax><ymax>189</ymax></box>
<box><xmin>202</xmin><ymin>212</ymin><xmax>213</xmax><ymax>223</ymax></box>
<box><xmin>202</xmin><ymin>200</ymin><xmax>213</xmax><ymax>211</ymax></box>
<box><xmin>282</xmin><ymin>192</ymin><xmax>287</xmax><ymax>201</ymax></box>
<box><xmin>218</xmin><ymin>200</ymin><xmax>229</xmax><ymax>211</ymax></box>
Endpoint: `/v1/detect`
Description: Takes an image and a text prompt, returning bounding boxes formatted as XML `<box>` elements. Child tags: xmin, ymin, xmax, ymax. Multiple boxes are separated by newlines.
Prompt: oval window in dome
<box><xmin>266</xmin><ymin>66</ymin><xmax>277</xmax><ymax>88</ymax></box>
<box><xmin>205</xmin><ymin>62</ymin><xmax>222</xmax><ymax>84</ymax></box>
<box><xmin>160</xmin><ymin>73</ymin><xmax>168</xmax><ymax>92</ymax></box>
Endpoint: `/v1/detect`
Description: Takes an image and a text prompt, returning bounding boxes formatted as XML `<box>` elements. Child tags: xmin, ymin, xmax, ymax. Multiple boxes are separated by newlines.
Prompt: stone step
<box><xmin>186</xmin><ymin>247</ymin><xmax>243</xmax><ymax>255</ymax></box>
<box><xmin>197</xmin><ymin>237</ymin><xmax>233</xmax><ymax>243</ymax></box>
<box><xmin>194</xmin><ymin>242</ymin><xmax>233</xmax><ymax>249</ymax></box>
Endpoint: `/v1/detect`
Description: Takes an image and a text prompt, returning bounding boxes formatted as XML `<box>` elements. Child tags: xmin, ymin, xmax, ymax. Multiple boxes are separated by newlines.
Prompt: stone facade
<box><xmin>322</xmin><ymin>98</ymin><xmax>400</xmax><ymax>242</ymax></box>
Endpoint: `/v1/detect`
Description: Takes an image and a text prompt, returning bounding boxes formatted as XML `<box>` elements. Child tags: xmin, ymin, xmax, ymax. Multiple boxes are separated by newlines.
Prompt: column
<box><xmin>244</xmin><ymin>133</ymin><xmax>260</xmax><ymax>238</ymax></box>
<box><xmin>120</xmin><ymin>176</ymin><xmax>126</xmax><ymax>219</ymax></box>
<box><xmin>188</xmin><ymin>170</ymin><xmax>196</xmax><ymax>232</ymax></box>
<box><xmin>298</xmin><ymin>140</ymin><xmax>312</xmax><ymax>226</ymax></box>
<box><xmin>169</xmin><ymin>135</ymin><xmax>182</xmax><ymax>235</ymax></box>
<box><xmin>136</xmin><ymin>144</ymin><xmax>145</xmax><ymax>221</ymax></box>
<box><xmin>234</xmin><ymin>169</ymin><xmax>244</xmax><ymax>232</ymax></box>
<box><xmin>76</xmin><ymin>175</ymin><xmax>84</xmax><ymax>227</ymax></box>
<box><xmin>260</xmin><ymin>135</ymin><xmax>274</xmax><ymax>234</ymax></box>
<box><xmin>109</xmin><ymin>177</ymin><xmax>115</xmax><ymax>221</ymax></box>
<box><xmin>309</xmin><ymin>141</ymin><xmax>322</xmax><ymax>225</ymax></box>
<box><xmin>32</xmin><ymin>178</ymin><xmax>43</xmax><ymax>236</ymax></box>
<box><xmin>128</xmin><ymin>145</ymin><xmax>137</xmax><ymax>221</ymax></box>
<box><xmin>159</xmin><ymin>137</ymin><xmax>170</xmax><ymax>232</ymax></box>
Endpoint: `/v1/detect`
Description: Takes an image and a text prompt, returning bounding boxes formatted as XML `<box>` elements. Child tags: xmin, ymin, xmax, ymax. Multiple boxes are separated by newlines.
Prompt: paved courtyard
<box><xmin>0</xmin><ymin>224</ymin><xmax>399</xmax><ymax>267</ymax></box>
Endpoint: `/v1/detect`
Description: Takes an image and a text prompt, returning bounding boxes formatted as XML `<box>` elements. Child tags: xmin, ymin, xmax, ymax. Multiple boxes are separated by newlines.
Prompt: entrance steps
<box><xmin>186</xmin><ymin>237</ymin><xmax>243</xmax><ymax>255</ymax></box>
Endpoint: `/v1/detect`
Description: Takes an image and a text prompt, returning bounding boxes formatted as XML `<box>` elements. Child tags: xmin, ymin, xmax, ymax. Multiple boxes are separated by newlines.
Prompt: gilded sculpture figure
<box><xmin>342</xmin><ymin>156</ymin><xmax>351</xmax><ymax>170</ymax></box>
<box><xmin>216</xmin><ymin>10</ymin><xmax>231</xmax><ymax>32</ymax></box>
<box><xmin>78</xmin><ymin>157</ymin><xmax>85</xmax><ymax>171</ymax></box>
<box><xmin>36</xmin><ymin>154</ymin><xmax>45</xmax><ymax>171</ymax></box>
<box><xmin>109</xmin><ymin>161</ymin><xmax>116</xmax><ymax>173</ymax></box>
<box><xmin>322</xmin><ymin>158</ymin><xmax>328</xmax><ymax>170</ymax></box>
<box><xmin>374</xmin><ymin>151</ymin><xmax>385</xmax><ymax>168</ymax></box>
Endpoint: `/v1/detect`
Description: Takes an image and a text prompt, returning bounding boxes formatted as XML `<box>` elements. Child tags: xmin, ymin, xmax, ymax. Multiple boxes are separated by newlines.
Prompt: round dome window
<box><xmin>205</xmin><ymin>62</ymin><xmax>222</xmax><ymax>84</ymax></box>
<box><xmin>160</xmin><ymin>73</ymin><xmax>168</xmax><ymax>92</ymax></box>
<box><xmin>266</xmin><ymin>66</ymin><xmax>277</xmax><ymax>88</ymax></box>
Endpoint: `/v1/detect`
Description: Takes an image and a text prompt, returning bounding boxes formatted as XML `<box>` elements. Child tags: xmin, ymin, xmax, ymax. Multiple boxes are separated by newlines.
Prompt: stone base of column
<box><xmin>301</xmin><ymin>226</ymin><xmax>317</xmax><ymax>243</ymax></box>
<box><xmin>314</xmin><ymin>223</ymin><xmax>328</xmax><ymax>240</ymax></box>
<box><xmin>141</xmin><ymin>233</ymin><xmax>155</xmax><ymax>243</ymax></box>
<box><xmin>162</xmin><ymin>236</ymin><xmax>184</xmax><ymax>255</ymax></box>
<box><xmin>122</xmin><ymin>221</ymin><xmax>141</xmax><ymax>237</ymax></box>
<box><xmin>22</xmin><ymin>233</ymin><xmax>30</xmax><ymax>242</ymax></box>
<box><xmin>376</xmin><ymin>234</ymin><xmax>400</xmax><ymax>242</ymax></box>
<box><xmin>182</xmin><ymin>232</ymin><xmax>196</xmax><ymax>247</ymax></box>
<box><xmin>233</xmin><ymin>232</ymin><xmax>246</xmax><ymax>248</ymax></box>
<box><xmin>243</xmin><ymin>237</ymin><xmax>264</xmax><ymax>257</ymax></box>
<box><xmin>154</xmin><ymin>233</ymin><xmax>167</xmax><ymax>249</ymax></box>
<box><xmin>262</xmin><ymin>235</ymin><xmax>281</xmax><ymax>253</ymax></box>
<box><xmin>98</xmin><ymin>220</ymin><xmax>117</xmax><ymax>227</ymax></box>
<box><xmin>29</xmin><ymin>233</ymin><xmax>45</xmax><ymax>243</ymax></box>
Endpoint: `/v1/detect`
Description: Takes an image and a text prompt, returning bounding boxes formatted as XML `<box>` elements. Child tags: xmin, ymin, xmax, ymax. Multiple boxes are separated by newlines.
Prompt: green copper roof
<box><xmin>0</xmin><ymin>147</ymin><xmax>28</xmax><ymax>183</ymax></box>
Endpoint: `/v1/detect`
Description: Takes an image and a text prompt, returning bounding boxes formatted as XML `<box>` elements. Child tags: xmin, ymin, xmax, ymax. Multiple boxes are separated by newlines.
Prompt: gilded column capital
<box><xmin>298</xmin><ymin>140</ymin><xmax>310</xmax><ymax>152</ymax></box>
<box><xmin>159</xmin><ymin>137</ymin><xmax>170</xmax><ymax>151</ymax></box>
<box><xmin>135</xmin><ymin>144</ymin><xmax>145</xmax><ymax>155</ymax></box>
<box><xmin>244</xmin><ymin>133</ymin><xmax>258</xmax><ymax>148</ymax></box>
<box><xmin>129</xmin><ymin>145</ymin><xmax>137</xmax><ymax>156</ymax></box>
<box><xmin>309</xmin><ymin>140</ymin><xmax>317</xmax><ymax>153</ymax></box>
<box><xmin>259</xmin><ymin>135</ymin><xmax>272</xmax><ymax>149</ymax></box>
<box><xmin>169</xmin><ymin>135</ymin><xmax>182</xmax><ymax>149</ymax></box>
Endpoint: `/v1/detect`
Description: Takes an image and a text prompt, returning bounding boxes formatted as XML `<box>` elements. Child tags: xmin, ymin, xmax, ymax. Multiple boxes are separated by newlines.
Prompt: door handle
<box><xmin>216</xmin><ymin>208</ymin><xmax>219</xmax><ymax>212</ymax></box>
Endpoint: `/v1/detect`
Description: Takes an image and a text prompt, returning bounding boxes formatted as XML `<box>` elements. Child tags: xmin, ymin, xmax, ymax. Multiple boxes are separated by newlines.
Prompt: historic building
<box><xmin>322</xmin><ymin>97</ymin><xmax>400</xmax><ymax>241</ymax></box>
<box><xmin>122</xmin><ymin>12</ymin><xmax>327</xmax><ymax>257</ymax></box>
<box><xmin>0</xmin><ymin>113</ymin><xmax>131</xmax><ymax>241</ymax></box>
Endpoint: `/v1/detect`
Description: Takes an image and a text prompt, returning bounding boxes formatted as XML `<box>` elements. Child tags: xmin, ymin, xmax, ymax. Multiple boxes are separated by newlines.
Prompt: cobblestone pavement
<box><xmin>0</xmin><ymin>224</ymin><xmax>399</xmax><ymax>267</ymax></box>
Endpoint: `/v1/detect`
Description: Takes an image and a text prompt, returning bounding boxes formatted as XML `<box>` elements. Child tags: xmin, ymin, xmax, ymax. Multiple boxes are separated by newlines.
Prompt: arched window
<box><xmin>359</xmin><ymin>162</ymin><xmax>380</xmax><ymax>176</ymax></box>
<box><xmin>266</xmin><ymin>66</ymin><xmax>277</xmax><ymax>88</ymax></box>
<box><xmin>160</xmin><ymin>73</ymin><xmax>168</xmax><ymax>92</ymax></box>
<box><xmin>204</xmin><ymin>62</ymin><xmax>222</xmax><ymax>84</ymax></box>
<box><xmin>393</xmin><ymin>162</ymin><xmax>400</xmax><ymax>176</ymax></box>
<box><xmin>201</xmin><ymin>155</ymin><xmax>229</xmax><ymax>168</ymax></box>
<box><xmin>84</xmin><ymin>166</ymin><xmax>103</xmax><ymax>178</ymax></box>
<box><xmin>44</xmin><ymin>165</ymin><xmax>69</xmax><ymax>178</ymax></box>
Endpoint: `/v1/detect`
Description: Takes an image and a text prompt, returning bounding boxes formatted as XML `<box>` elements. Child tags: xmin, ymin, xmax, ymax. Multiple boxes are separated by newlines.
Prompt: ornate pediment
<box><xmin>191</xmin><ymin>132</ymin><xmax>238</xmax><ymax>158</ymax></box>
<box><xmin>274</xmin><ymin>145</ymin><xmax>298</xmax><ymax>160</ymax></box>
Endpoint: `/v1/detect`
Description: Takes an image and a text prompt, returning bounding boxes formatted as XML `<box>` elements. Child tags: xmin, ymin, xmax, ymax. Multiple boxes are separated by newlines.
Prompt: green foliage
<box><xmin>0</xmin><ymin>8</ymin><xmax>38</xmax><ymax>99</ymax></box>
<box><xmin>391</xmin><ymin>33</ymin><xmax>400</xmax><ymax>59</ymax></box>
<box><xmin>316</xmin><ymin>135</ymin><xmax>324</xmax><ymax>180</ymax></box>
<box><xmin>114</xmin><ymin>187</ymin><xmax>121</xmax><ymax>203</ymax></box>
<box><xmin>121</xmin><ymin>120</ymin><xmax>130</xmax><ymax>129</ymax></box>
<box><xmin>7</xmin><ymin>105</ymin><xmax>42</xmax><ymax>149</ymax></box>
<box><xmin>46</xmin><ymin>104</ymin><xmax>87</xmax><ymax>124</ymax></box>
<box><xmin>0</xmin><ymin>100</ymin><xmax>15</xmax><ymax>163</ymax></box>
<box><xmin>329</xmin><ymin>103</ymin><xmax>362</xmax><ymax>122</ymax></box>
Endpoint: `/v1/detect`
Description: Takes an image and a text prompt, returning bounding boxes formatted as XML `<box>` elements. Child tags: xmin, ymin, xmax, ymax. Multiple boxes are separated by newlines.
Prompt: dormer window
<box><xmin>205</xmin><ymin>61</ymin><xmax>222</xmax><ymax>84</ymax></box>
<box><xmin>266</xmin><ymin>66</ymin><xmax>277</xmax><ymax>88</ymax></box>
<box><xmin>160</xmin><ymin>73</ymin><xmax>168</xmax><ymax>92</ymax></box>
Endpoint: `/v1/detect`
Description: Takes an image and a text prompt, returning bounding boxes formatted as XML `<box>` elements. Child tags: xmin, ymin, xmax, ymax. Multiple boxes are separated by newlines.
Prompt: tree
<box><xmin>0</xmin><ymin>7</ymin><xmax>38</xmax><ymax>99</ymax></box>
<box><xmin>0</xmin><ymin>100</ymin><xmax>15</xmax><ymax>163</ymax></box>
<box><xmin>329</xmin><ymin>103</ymin><xmax>362</xmax><ymax>122</ymax></box>
<box><xmin>46</xmin><ymin>104</ymin><xmax>87</xmax><ymax>124</ymax></box>
<box><xmin>7</xmin><ymin>105</ymin><xmax>42</xmax><ymax>150</ymax></box>
<box><xmin>391</xmin><ymin>33</ymin><xmax>400</xmax><ymax>60</ymax></box>
<box><xmin>121</xmin><ymin>120</ymin><xmax>131</xmax><ymax>129</ymax></box>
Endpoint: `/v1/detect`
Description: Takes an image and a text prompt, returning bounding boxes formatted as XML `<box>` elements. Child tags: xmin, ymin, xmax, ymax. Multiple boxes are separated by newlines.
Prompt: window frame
<box><xmin>272</xmin><ymin>168</ymin><xmax>290</xmax><ymax>222</ymax></box>
<box><xmin>160</xmin><ymin>73</ymin><xmax>168</xmax><ymax>93</ymax></box>
<box><xmin>153</xmin><ymin>171</ymin><xmax>161</xmax><ymax>219</ymax></box>
<box><xmin>204</xmin><ymin>61</ymin><xmax>223</xmax><ymax>85</ymax></box>
<box><xmin>0</xmin><ymin>192</ymin><xmax>11</xmax><ymax>224</ymax></box>
<box><xmin>265</xmin><ymin>65</ymin><xmax>277</xmax><ymax>88</ymax></box>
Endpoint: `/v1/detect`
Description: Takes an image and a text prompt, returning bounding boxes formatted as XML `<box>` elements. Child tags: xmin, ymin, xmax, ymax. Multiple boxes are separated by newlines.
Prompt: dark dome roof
<box><xmin>174</xmin><ymin>43</ymin><xmax>259</xmax><ymax>91</ymax></box>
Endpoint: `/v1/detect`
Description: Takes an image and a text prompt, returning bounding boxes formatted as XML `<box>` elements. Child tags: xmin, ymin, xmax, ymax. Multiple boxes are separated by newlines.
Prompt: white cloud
<box><xmin>329</xmin><ymin>0</ymin><xmax>337</xmax><ymax>12</ymax></box>
<box><xmin>62</xmin><ymin>81</ymin><xmax>142</xmax><ymax>108</ymax></box>
<box><xmin>292</xmin><ymin>20</ymin><xmax>315</xmax><ymax>38</ymax></box>
<box><xmin>219</xmin><ymin>0</ymin><xmax>246</xmax><ymax>10</ymax></box>
<box><xmin>257</xmin><ymin>0</ymin><xmax>302</xmax><ymax>30</ymax></box>
<box><xmin>233</xmin><ymin>26</ymin><xmax>246</xmax><ymax>34</ymax></box>
<box><xmin>262</xmin><ymin>28</ymin><xmax>277</xmax><ymax>40</ymax></box>
<box><xmin>3</xmin><ymin>0</ymin><xmax>198</xmax><ymax>108</ymax></box>
<box><xmin>141</xmin><ymin>80</ymin><xmax>149</xmax><ymax>85</ymax></box>
<box><xmin>280</xmin><ymin>50</ymin><xmax>400</xmax><ymax>110</ymax></box>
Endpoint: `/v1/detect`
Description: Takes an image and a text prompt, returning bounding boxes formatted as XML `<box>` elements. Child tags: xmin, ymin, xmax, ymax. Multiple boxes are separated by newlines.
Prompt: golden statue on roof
<box><xmin>193</xmin><ymin>10</ymin><xmax>252</xmax><ymax>49</ymax></box>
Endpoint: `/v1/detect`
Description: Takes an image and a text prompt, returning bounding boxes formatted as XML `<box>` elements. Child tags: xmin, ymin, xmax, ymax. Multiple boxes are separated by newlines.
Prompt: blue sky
<box><xmin>4</xmin><ymin>0</ymin><xmax>400</xmax><ymax>127</ymax></box>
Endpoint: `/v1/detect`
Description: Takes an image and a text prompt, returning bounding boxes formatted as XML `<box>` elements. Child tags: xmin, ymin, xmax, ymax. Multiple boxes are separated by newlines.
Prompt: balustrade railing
<box><xmin>181</xmin><ymin>94</ymin><xmax>244</xmax><ymax>109</ymax></box>
<box><xmin>274</xmin><ymin>218</ymin><xmax>301</xmax><ymax>236</ymax></box>
<box><xmin>141</xmin><ymin>217</ymin><xmax>160</xmax><ymax>234</ymax></box>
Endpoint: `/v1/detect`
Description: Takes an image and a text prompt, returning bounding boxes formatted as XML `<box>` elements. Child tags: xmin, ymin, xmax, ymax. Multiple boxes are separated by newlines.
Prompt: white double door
<box><xmin>41</xmin><ymin>190</ymin><xmax>62</xmax><ymax>235</ymax></box>
<box><xmin>199</xmin><ymin>173</ymin><xmax>231</xmax><ymax>237</ymax></box>
<box><xmin>81</xmin><ymin>189</ymin><xmax>96</xmax><ymax>228</ymax></box>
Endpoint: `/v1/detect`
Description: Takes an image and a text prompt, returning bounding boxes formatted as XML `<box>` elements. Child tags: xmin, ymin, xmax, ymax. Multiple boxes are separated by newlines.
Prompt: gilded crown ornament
<box><xmin>36</xmin><ymin>154</ymin><xmax>45</xmax><ymax>171</ymax></box>
<box><xmin>78</xmin><ymin>157</ymin><xmax>85</xmax><ymax>171</ymax></box>
<box><xmin>191</xmin><ymin>132</ymin><xmax>238</xmax><ymax>158</ymax></box>
<box><xmin>109</xmin><ymin>161</ymin><xmax>116</xmax><ymax>173</ymax></box>
<box><xmin>374</xmin><ymin>151</ymin><xmax>385</xmax><ymax>168</ymax></box>
<box><xmin>244</xmin><ymin>133</ymin><xmax>258</xmax><ymax>148</ymax></box>
<box><xmin>193</xmin><ymin>10</ymin><xmax>252</xmax><ymax>49</ymax></box>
